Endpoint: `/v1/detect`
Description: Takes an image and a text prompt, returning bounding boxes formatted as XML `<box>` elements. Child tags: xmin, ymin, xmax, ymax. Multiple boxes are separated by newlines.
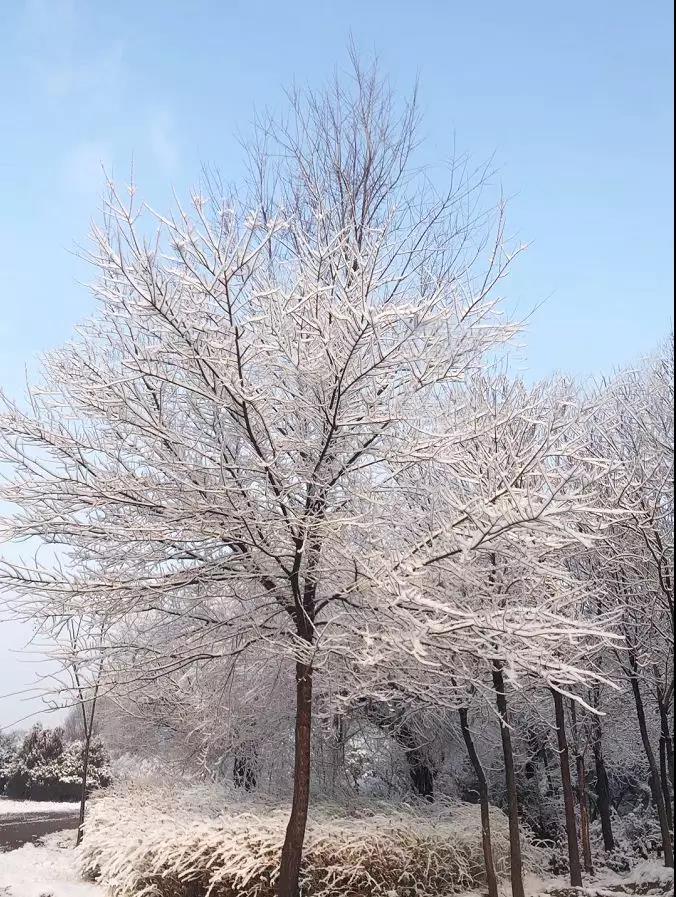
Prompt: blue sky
<box><xmin>0</xmin><ymin>0</ymin><xmax>673</xmax><ymax>728</ymax></box>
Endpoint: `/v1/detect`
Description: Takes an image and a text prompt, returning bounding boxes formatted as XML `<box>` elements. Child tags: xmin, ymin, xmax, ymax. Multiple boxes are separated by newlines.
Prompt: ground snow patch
<box><xmin>0</xmin><ymin>830</ymin><xmax>102</xmax><ymax>897</ymax></box>
<box><xmin>0</xmin><ymin>799</ymin><xmax>79</xmax><ymax>816</ymax></box>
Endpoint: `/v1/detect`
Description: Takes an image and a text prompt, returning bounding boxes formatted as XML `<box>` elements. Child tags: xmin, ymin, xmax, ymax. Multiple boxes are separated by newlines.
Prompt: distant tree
<box><xmin>3</xmin><ymin>723</ymin><xmax>111</xmax><ymax>802</ymax></box>
<box><xmin>5</xmin><ymin>723</ymin><xmax>65</xmax><ymax>799</ymax></box>
<box><xmin>0</xmin><ymin>729</ymin><xmax>20</xmax><ymax>793</ymax></box>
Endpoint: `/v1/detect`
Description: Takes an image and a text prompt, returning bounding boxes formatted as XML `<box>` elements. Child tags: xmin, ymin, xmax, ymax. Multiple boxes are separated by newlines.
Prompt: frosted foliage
<box><xmin>79</xmin><ymin>786</ymin><xmax>541</xmax><ymax>897</ymax></box>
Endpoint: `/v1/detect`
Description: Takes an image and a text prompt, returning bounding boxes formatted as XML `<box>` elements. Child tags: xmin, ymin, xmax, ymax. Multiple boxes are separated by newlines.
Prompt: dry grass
<box><xmin>79</xmin><ymin>786</ymin><xmax>535</xmax><ymax>897</ymax></box>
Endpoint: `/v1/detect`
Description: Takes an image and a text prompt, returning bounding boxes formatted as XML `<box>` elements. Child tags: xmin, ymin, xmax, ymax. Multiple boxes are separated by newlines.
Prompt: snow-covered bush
<box><xmin>3</xmin><ymin>723</ymin><xmax>111</xmax><ymax>801</ymax></box>
<box><xmin>80</xmin><ymin>785</ymin><xmax>542</xmax><ymax>897</ymax></box>
<box><xmin>111</xmin><ymin>753</ymin><xmax>179</xmax><ymax>786</ymax></box>
<box><xmin>589</xmin><ymin>811</ymin><xmax>667</xmax><ymax>873</ymax></box>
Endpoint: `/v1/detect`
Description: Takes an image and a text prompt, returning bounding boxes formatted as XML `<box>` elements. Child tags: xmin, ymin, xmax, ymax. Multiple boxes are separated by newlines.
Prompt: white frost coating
<box><xmin>78</xmin><ymin>785</ymin><xmax>539</xmax><ymax>897</ymax></box>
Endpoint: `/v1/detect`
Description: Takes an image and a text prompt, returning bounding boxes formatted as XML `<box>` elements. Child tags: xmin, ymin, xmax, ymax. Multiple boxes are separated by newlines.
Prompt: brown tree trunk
<box><xmin>657</xmin><ymin>694</ymin><xmax>674</xmax><ymax>831</ymax></box>
<box><xmin>525</xmin><ymin>728</ymin><xmax>548</xmax><ymax>838</ymax></box>
<box><xmin>76</xmin><ymin>733</ymin><xmax>91</xmax><ymax>847</ymax></box>
<box><xmin>659</xmin><ymin>736</ymin><xmax>673</xmax><ymax>831</ymax></box>
<box><xmin>552</xmin><ymin>690</ymin><xmax>583</xmax><ymax>887</ymax></box>
<box><xmin>393</xmin><ymin>723</ymin><xmax>434</xmax><ymax>803</ymax></box>
<box><xmin>360</xmin><ymin>700</ymin><xmax>435</xmax><ymax>800</ymax></box>
<box><xmin>658</xmin><ymin>694</ymin><xmax>674</xmax><ymax>787</ymax></box>
<box><xmin>459</xmin><ymin>707</ymin><xmax>499</xmax><ymax>897</ymax></box>
<box><xmin>397</xmin><ymin>723</ymin><xmax>434</xmax><ymax>801</ymax></box>
<box><xmin>576</xmin><ymin>754</ymin><xmax>594</xmax><ymax>875</ymax></box>
<box><xmin>492</xmin><ymin>663</ymin><xmax>525</xmax><ymax>897</ymax></box>
<box><xmin>330</xmin><ymin>712</ymin><xmax>345</xmax><ymax>796</ymax></box>
<box><xmin>570</xmin><ymin>700</ymin><xmax>593</xmax><ymax>875</ymax></box>
<box><xmin>629</xmin><ymin>661</ymin><xmax>674</xmax><ymax>867</ymax></box>
<box><xmin>277</xmin><ymin>662</ymin><xmax>313</xmax><ymax>897</ymax></box>
<box><xmin>591</xmin><ymin>710</ymin><xmax>615</xmax><ymax>851</ymax></box>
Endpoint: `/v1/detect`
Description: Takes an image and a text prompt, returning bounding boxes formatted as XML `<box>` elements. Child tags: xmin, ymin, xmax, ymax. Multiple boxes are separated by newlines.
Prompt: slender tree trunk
<box><xmin>459</xmin><ymin>707</ymin><xmax>499</xmax><ymax>897</ymax></box>
<box><xmin>629</xmin><ymin>664</ymin><xmax>674</xmax><ymax>867</ymax></box>
<box><xmin>492</xmin><ymin>663</ymin><xmax>525</xmax><ymax>897</ymax></box>
<box><xmin>277</xmin><ymin>662</ymin><xmax>313</xmax><ymax>897</ymax></box>
<box><xmin>330</xmin><ymin>712</ymin><xmax>345</xmax><ymax>797</ymax></box>
<box><xmin>73</xmin><ymin>666</ymin><xmax>100</xmax><ymax>849</ymax></box>
<box><xmin>525</xmin><ymin>729</ymin><xmax>547</xmax><ymax>838</ymax></box>
<box><xmin>659</xmin><ymin>699</ymin><xmax>674</xmax><ymax>787</ymax></box>
<box><xmin>552</xmin><ymin>690</ymin><xmax>583</xmax><ymax>887</ymax></box>
<box><xmin>594</xmin><ymin>746</ymin><xmax>615</xmax><ymax>851</ymax></box>
<box><xmin>570</xmin><ymin>700</ymin><xmax>593</xmax><ymax>875</ymax></box>
<box><xmin>658</xmin><ymin>695</ymin><xmax>674</xmax><ymax>786</ymax></box>
<box><xmin>657</xmin><ymin>694</ymin><xmax>674</xmax><ymax>831</ymax></box>
<box><xmin>591</xmin><ymin>719</ymin><xmax>615</xmax><ymax>851</ymax></box>
<box><xmin>576</xmin><ymin>755</ymin><xmax>594</xmax><ymax>875</ymax></box>
<box><xmin>76</xmin><ymin>732</ymin><xmax>91</xmax><ymax>847</ymax></box>
<box><xmin>659</xmin><ymin>737</ymin><xmax>673</xmax><ymax>831</ymax></box>
<box><xmin>541</xmin><ymin>742</ymin><xmax>556</xmax><ymax>796</ymax></box>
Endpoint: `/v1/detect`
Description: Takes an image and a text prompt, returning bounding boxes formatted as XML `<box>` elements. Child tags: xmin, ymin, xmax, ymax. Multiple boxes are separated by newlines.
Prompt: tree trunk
<box><xmin>397</xmin><ymin>724</ymin><xmax>434</xmax><ymax>801</ymax></box>
<box><xmin>570</xmin><ymin>700</ymin><xmax>593</xmax><ymax>875</ymax></box>
<box><xmin>395</xmin><ymin>721</ymin><xmax>434</xmax><ymax>800</ymax></box>
<box><xmin>592</xmin><ymin>717</ymin><xmax>615</xmax><ymax>851</ymax></box>
<box><xmin>659</xmin><ymin>736</ymin><xmax>673</xmax><ymax>831</ymax></box>
<box><xmin>330</xmin><ymin>712</ymin><xmax>345</xmax><ymax>796</ymax></box>
<box><xmin>658</xmin><ymin>695</ymin><xmax>674</xmax><ymax>786</ymax></box>
<box><xmin>629</xmin><ymin>664</ymin><xmax>674</xmax><ymax>867</ymax></box>
<box><xmin>361</xmin><ymin>702</ymin><xmax>435</xmax><ymax>801</ymax></box>
<box><xmin>657</xmin><ymin>695</ymin><xmax>674</xmax><ymax>831</ymax></box>
<box><xmin>459</xmin><ymin>707</ymin><xmax>499</xmax><ymax>897</ymax></box>
<box><xmin>492</xmin><ymin>663</ymin><xmax>525</xmax><ymax>897</ymax></box>
<box><xmin>576</xmin><ymin>754</ymin><xmax>594</xmax><ymax>875</ymax></box>
<box><xmin>525</xmin><ymin>728</ymin><xmax>548</xmax><ymax>838</ymax></box>
<box><xmin>552</xmin><ymin>690</ymin><xmax>583</xmax><ymax>887</ymax></box>
<box><xmin>277</xmin><ymin>662</ymin><xmax>313</xmax><ymax>897</ymax></box>
<box><xmin>76</xmin><ymin>732</ymin><xmax>91</xmax><ymax>847</ymax></box>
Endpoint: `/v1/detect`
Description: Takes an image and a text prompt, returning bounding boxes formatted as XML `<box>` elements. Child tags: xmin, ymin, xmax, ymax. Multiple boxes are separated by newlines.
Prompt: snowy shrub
<box><xmin>80</xmin><ymin>786</ymin><xmax>543</xmax><ymax>897</ymax></box>
<box><xmin>589</xmin><ymin>811</ymin><xmax>667</xmax><ymax>872</ymax></box>
<box><xmin>3</xmin><ymin>724</ymin><xmax>111</xmax><ymax>801</ymax></box>
<box><xmin>111</xmin><ymin>753</ymin><xmax>176</xmax><ymax>786</ymax></box>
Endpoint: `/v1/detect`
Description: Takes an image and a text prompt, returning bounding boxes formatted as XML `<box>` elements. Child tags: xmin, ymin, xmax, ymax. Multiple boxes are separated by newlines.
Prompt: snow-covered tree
<box><xmin>587</xmin><ymin>336</ymin><xmax>674</xmax><ymax>867</ymax></box>
<box><xmin>0</xmin><ymin>57</ymin><xmax>525</xmax><ymax>895</ymax></box>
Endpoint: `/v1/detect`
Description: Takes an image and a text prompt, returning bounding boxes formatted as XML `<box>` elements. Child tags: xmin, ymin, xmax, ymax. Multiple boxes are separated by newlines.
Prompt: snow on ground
<box><xmin>589</xmin><ymin>858</ymin><xmax>675</xmax><ymax>895</ymax></box>
<box><xmin>0</xmin><ymin>830</ymin><xmax>103</xmax><ymax>897</ymax></box>
<box><xmin>0</xmin><ymin>798</ymin><xmax>79</xmax><ymax>816</ymax></box>
<box><xmin>523</xmin><ymin>859</ymin><xmax>674</xmax><ymax>896</ymax></box>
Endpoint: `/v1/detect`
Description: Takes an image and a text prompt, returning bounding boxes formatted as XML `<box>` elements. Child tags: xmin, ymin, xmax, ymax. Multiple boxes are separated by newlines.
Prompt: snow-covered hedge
<box><xmin>3</xmin><ymin>724</ymin><xmax>111</xmax><ymax>801</ymax></box>
<box><xmin>80</xmin><ymin>785</ymin><xmax>538</xmax><ymax>897</ymax></box>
